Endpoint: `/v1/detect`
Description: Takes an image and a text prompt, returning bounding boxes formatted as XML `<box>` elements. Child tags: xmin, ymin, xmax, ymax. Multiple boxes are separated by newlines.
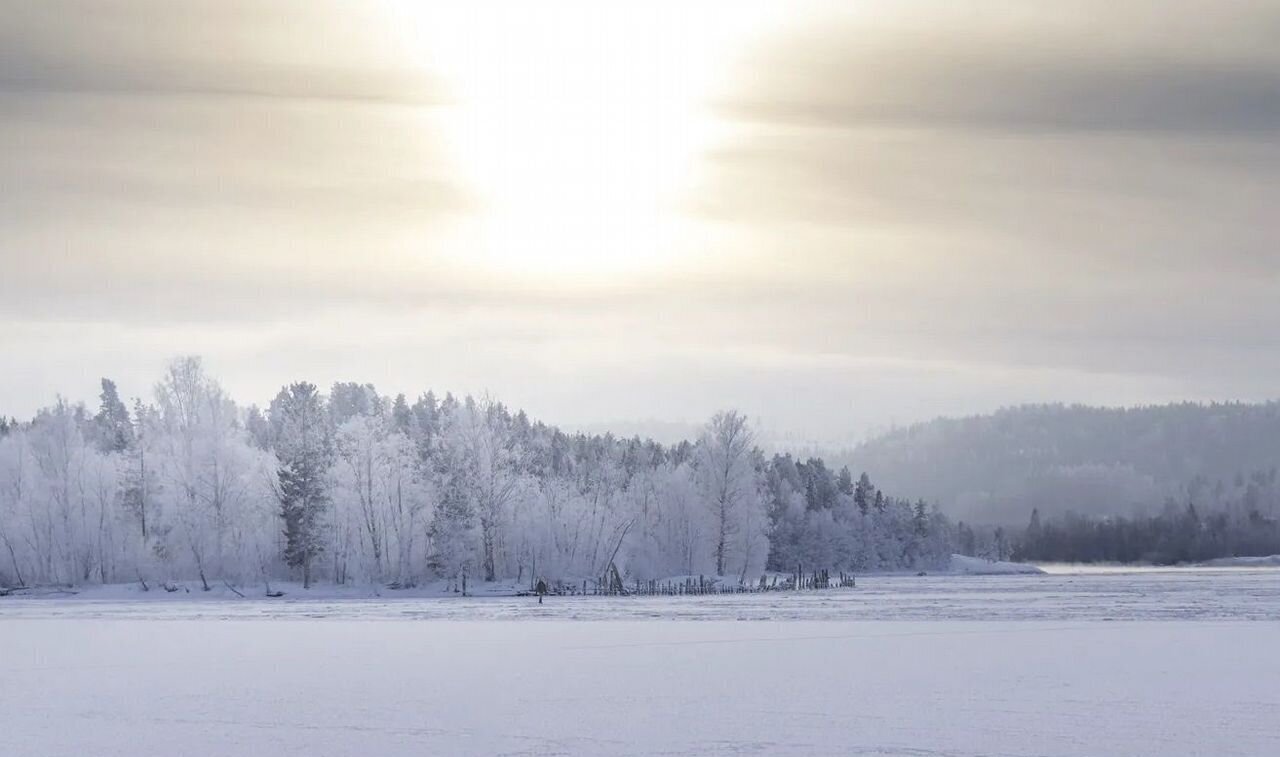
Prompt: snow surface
<box><xmin>3</xmin><ymin>569</ymin><xmax>1279</xmax><ymax>756</ymax></box>
<box><xmin>948</xmin><ymin>553</ymin><xmax>1045</xmax><ymax>574</ymax></box>
<box><xmin>1201</xmin><ymin>554</ymin><xmax>1280</xmax><ymax>567</ymax></box>
<box><xmin>2</xmin><ymin>619</ymin><xmax>1277</xmax><ymax>756</ymax></box>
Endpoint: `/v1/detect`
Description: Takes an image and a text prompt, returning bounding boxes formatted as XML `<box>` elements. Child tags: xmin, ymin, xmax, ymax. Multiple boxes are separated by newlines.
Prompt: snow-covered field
<box><xmin>3</xmin><ymin>568</ymin><xmax>1279</xmax><ymax>756</ymax></box>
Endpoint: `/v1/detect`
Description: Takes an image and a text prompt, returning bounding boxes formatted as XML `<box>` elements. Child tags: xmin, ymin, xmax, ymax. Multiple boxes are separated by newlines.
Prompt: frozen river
<box><xmin>2</xmin><ymin>568</ymin><xmax>1278</xmax><ymax>756</ymax></box>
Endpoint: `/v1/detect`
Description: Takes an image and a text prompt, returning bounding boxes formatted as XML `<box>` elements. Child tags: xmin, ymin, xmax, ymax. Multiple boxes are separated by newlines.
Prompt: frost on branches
<box><xmin>0</xmin><ymin>357</ymin><xmax>956</xmax><ymax>590</ymax></box>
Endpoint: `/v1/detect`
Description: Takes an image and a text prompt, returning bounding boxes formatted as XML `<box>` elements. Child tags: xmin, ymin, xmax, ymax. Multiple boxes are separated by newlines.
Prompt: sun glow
<box><xmin>391</xmin><ymin>2</ymin><xmax>774</xmax><ymax>280</ymax></box>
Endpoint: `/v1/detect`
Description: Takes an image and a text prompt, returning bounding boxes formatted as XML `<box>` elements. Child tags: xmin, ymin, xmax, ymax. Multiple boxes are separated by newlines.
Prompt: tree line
<box><xmin>0</xmin><ymin>357</ymin><xmax>959</xmax><ymax>590</ymax></box>
<box><xmin>838</xmin><ymin>401</ymin><xmax>1280</xmax><ymax>524</ymax></box>
<box><xmin>1013</xmin><ymin>492</ymin><xmax>1280</xmax><ymax>565</ymax></box>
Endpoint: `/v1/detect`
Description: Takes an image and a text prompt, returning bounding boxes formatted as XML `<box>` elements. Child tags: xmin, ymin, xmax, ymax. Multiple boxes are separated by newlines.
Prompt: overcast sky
<box><xmin>3</xmin><ymin>1</ymin><xmax>1278</xmax><ymax>444</ymax></box>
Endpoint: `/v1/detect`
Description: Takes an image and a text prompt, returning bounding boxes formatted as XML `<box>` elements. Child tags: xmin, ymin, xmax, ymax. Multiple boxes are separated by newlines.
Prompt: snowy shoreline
<box><xmin>10</xmin><ymin>556</ymin><xmax>1280</xmax><ymax>605</ymax></box>
<box><xmin>4</xmin><ymin>569</ymin><xmax>1278</xmax><ymax>621</ymax></box>
<box><xmin>2</xmin><ymin>554</ymin><xmax>1050</xmax><ymax>601</ymax></box>
<box><xmin>1199</xmin><ymin>554</ymin><xmax>1280</xmax><ymax>568</ymax></box>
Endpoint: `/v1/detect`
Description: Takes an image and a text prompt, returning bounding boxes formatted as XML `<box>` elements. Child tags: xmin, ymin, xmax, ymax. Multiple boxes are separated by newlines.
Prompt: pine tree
<box><xmin>271</xmin><ymin>382</ymin><xmax>332</xmax><ymax>588</ymax></box>
<box><xmin>428</xmin><ymin>478</ymin><xmax>477</xmax><ymax>584</ymax></box>
<box><xmin>913</xmin><ymin>499</ymin><xmax>929</xmax><ymax>536</ymax></box>
<box><xmin>94</xmin><ymin>379</ymin><xmax>134</xmax><ymax>453</ymax></box>
<box><xmin>391</xmin><ymin>393</ymin><xmax>413</xmax><ymax>434</ymax></box>
<box><xmin>837</xmin><ymin>466</ymin><xmax>854</xmax><ymax>497</ymax></box>
<box><xmin>853</xmin><ymin>473</ymin><xmax>873</xmax><ymax>516</ymax></box>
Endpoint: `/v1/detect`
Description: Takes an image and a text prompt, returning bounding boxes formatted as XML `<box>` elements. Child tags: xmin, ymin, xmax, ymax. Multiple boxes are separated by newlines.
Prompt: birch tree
<box><xmin>696</xmin><ymin>411</ymin><xmax>761</xmax><ymax>577</ymax></box>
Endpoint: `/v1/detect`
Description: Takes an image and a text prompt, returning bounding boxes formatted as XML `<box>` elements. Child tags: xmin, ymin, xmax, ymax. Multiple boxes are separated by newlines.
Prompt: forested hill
<box><xmin>836</xmin><ymin>402</ymin><xmax>1280</xmax><ymax>525</ymax></box>
<box><xmin>0</xmin><ymin>357</ymin><xmax>956</xmax><ymax>590</ymax></box>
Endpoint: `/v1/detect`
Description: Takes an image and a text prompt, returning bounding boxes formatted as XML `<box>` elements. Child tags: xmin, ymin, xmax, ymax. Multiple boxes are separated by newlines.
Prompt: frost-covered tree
<box><xmin>93</xmin><ymin>379</ymin><xmax>134</xmax><ymax>454</ymax></box>
<box><xmin>119</xmin><ymin>399</ymin><xmax>159</xmax><ymax>543</ymax></box>
<box><xmin>380</xmin><ymin>427</ymin><xmax>431</xmax><ymax>585</ymax></box>
<box><xmin>455</xmin><ymin>398</ymin><xmax>521</xmax><ymax>582</ymax></box>
<box><xmin>0</xmin><ymin>357</ymin><xmax>989</xmax><ymax>589</ymax></box>
<box><xmin>696</xmin><ymin>411</ymin><xmax>765</xmax><ymax>577</ymax></box>
<box><xmin>331</xmin><ymin>396</ymin><xmax>433</xmax><ymax>585</ymax></box>
<box><xmin>152</xmin><ymin>357</ymin><xmax>254</xmax><ymax>589</ymax></box>
<box><xmin>0</xmin><ymin>428</ymin><xmax>31</xmax><ymax>586</ymax></box>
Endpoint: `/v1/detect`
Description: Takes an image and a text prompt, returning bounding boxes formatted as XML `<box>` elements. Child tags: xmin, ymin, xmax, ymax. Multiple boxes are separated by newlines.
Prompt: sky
<box><xmin>3</xmin><ymin>0</ymin><xmax>1279</xmax><ymax>445</ymax></box>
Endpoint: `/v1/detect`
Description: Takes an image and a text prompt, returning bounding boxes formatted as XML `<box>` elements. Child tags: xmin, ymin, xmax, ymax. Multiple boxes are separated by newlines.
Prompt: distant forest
<box><xmin>1011</xmin><ymin>499</ymin><xmax>1280</xmax><ymax>565</ymax></box>
<box><xmin>837</xmin><ymin>402</ymin><xmax>1280</xmax><ymax>526</ymax></box>
<box><xmin>833</xmin><ymin>402</ymin><xmax>1280</xmax><ymax>564</ymax></box>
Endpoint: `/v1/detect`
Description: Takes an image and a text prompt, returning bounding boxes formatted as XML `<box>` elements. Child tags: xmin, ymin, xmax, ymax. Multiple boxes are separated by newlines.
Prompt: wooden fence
<box><xmin>528</xmin><ymin>568</ymin><xmax>856</xmax><ymax>597</ymax></box>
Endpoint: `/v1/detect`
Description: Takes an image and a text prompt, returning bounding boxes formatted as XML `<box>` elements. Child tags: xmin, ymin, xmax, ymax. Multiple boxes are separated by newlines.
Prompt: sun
<box><xmin>387</xmin><ymin>2</ymin><xmax>775</xmax><ymax>281</ymax></box>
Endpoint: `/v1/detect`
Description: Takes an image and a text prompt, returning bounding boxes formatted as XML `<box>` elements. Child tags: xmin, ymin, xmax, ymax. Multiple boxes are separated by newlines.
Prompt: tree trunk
<box><xmin>482</xmin><ymin>521</ymin><xmax>496</xmax><ymax>582</ymax></box>
<box><xmin>2</xmin><ymin>531</ymin><xmax>25</xmax><ymax>588</ymax></box>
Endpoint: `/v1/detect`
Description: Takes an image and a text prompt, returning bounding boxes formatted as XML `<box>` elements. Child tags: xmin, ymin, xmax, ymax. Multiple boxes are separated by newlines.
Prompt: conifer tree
<box><xmin>271</xmin><ymin>382</ymin><xmax>332</xmax><ymax>588</ymax></box>
<box><xmin>93</xmin><ymin>379</ymin><xmax>134</xmax><ymax>453</ymax></box>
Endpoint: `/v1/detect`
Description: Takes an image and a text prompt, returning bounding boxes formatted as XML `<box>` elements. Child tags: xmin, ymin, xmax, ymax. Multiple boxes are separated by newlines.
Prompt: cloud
<box><xmin>3</xmin><ymin>0</ymin><xmax>1278</xmax><ymax>440</ymax></box>
<box><xmin>0</xmin><ymin>1</ymin><xmax>446</xmax><ymax>105</ymax></box>
<box><xmin>720</xmin><ymin>1</ymin><xmax>1280</xmax><ymax>135</ymax></box>
<box><xmin>683</xmin><ymin>1</ymin><xmax>1280</xmax><ymax>391</ymax></box>
<box><xmin>0</xmin><ymin>2</ymin><xmax>471</xmax><ymax>325</ymax></box>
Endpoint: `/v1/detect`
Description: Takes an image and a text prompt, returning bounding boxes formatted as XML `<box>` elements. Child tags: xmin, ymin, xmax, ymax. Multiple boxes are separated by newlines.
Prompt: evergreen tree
<box><xmin>391</xmin><ymin>393</ymin><xmax>413</xmax><ymax>434</ymax></box>
<box><xmin>913</xmin><ymin>499</ymin><xmax>929</xmax><ymax>536</ymax></box>
<box><xmin>837</xmin><ymin>466</ymin><xmax>854</xmax><ymax>497</ymax></box>
<box><xmin>93</xmin><ymin>378</ymin><xmax>134</xmax><ymax>453</ymax></box>
<box><xmin>428</xmin><ymin>476</ymin><xmax>478</xmax><ymax>584</ymax></box>
<box><xmin>271</xmin><ymin>382</ymin><xmax>332</xmax><ymax>588</ymax></box>
<box><xmin>853</xmin><ymin>472</ymin><xmax>873</xmax><ymax>516</ymax></box>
